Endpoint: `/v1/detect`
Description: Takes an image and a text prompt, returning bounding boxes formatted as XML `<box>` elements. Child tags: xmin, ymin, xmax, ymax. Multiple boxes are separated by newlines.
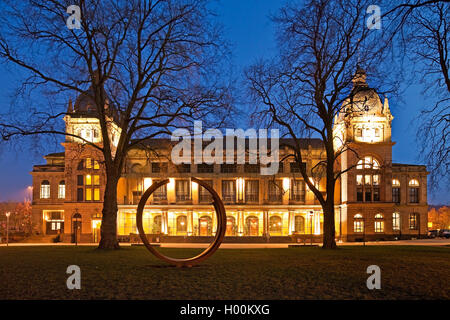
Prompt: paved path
<box><xmin>1</xmin><ymin>239</ymin><xmax>449</xmax><ymax>248</ymax></box>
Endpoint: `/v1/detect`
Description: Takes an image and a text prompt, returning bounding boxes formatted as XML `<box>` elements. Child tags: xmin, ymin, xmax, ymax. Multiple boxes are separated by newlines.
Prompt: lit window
<box><xmin>356</xmin><ymin>175</ymin><xmax>363</xmax><ymax>185</ymax></box>
<box><xmin>355</xmin><ymin>162</ymin><xmax>380</xmax><ymax>202</ymax></box>
<box><xmin>86</xmin><ymin>158</ymin><xmax>92</xmax><ymax>169</ymax></box>
<box><xmin>353</xmin><ymin>214</ymin><xmax>364</xmax><ymax>233</ymax></box>
<box><xmin>374</xmin><ymin>213</ymin><xmax>384</xmax><ymax>233</ymax></box>
<box><xmin>356</xmin><ymin>128</ymin><xmax>362</xmax><ymax>137</ymax></box>
<box><xmin>375</xmin><ymin>128</ymin><xmax>380</xmax><ymax>137</ymax></box>
<box><xmin>392</xmin><ymin>179</ymin><xmax>401</xmax><ymax>203</ymax></box>
<box><xmin>86</xmin><ymin>188</ymin><xmax>92</xmax><ymax>201</ymax></box>
<box><xmin>294</xmin><ymin>216</ymin><xmax>305</xmax><ymax>233</ymax></box>
<box><xmin>58</xmin><ymin>180</ymin><xmax>65</xmax><ymax>199</ymax></box>
<box><xmin>373</xmin><ymin>175</ymin><xmax>379</xmax><ymax>185</ymax></box>
<box><xmin>290</xmin><ymin>180</ymin><xmax>306</xmax><ymax>202</ymax></box>
<box><xmin>93</xmin><ymin>175</ymin><xmax>100</xmax><ymax>185</ymax></box>
<box><xmin>269</xmin><ymin>216</ymin><xmax>282</xmax><ymax>234</ymax></box>
<box><xmin>86</xmin><ymin>174</ymin><xmax>92</xmax><ymax>185</ymax></box>
<box><xmin>93</xmin><ymin>160</ymin><xmax>100</xmax><ymax>170</ymax></box>
<box><xmin>392</xmin><ymin>186</ymin><xmax>400</xmax><ymax>203</ymax></box>
<box><xmin>375</xmin><ymin>220</ymin><xmax>384</xmax><ymax>232</ymax></box>
<box><xmin>94</xmin><ymin>188</ymin><xmax>100</xmax><ymax>201</ymax></box>
<box><xmin>408</xmin><ymin>179</ymin><xmax>419</xmax><ymax>203</ymax></box>
<box><xmin>409</xmin><ymin>213</ymin><xmax>418</xmax><ymax>230</ymax></box>
<box><xmin>175</xmin><ymin>180</ymin><xmax>191</xmax><ymax>202</ymax></box>
<box><xmin>357</xmin><ymin>156</ymin><xmax>380</xmax><ymax>170</ymax></box>
<box><xmin>392</xmin><ymin>212</ymin><xmax>400</xmax><ymax>231</ymax></box>
<box><xmin>40</xmin><ymin>180</ymin><xmax>50</xmax><ymax>199</ymax></box>
<box><xmin>177</xmin><ymin>215</ymin><xmax>187</xmax><ymax>234</ymax></box>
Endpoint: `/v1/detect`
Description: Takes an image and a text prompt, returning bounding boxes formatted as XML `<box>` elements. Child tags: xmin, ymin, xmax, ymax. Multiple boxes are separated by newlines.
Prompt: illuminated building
<box><xmin>31</xmin><ymin>68</ymin><xmax>428</xmax><ymax>242</ymax></box>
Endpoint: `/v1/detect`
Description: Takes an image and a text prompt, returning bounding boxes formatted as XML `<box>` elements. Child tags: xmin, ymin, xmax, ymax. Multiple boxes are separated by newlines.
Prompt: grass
<box><xmin>0</xmin><ymin>246</ymin><xmax>449</xmax><ymax>300</ymax></box>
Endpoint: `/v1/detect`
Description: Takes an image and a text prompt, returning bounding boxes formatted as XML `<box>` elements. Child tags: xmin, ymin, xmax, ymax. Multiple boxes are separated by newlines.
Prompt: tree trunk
<box><xmin>322</xmin><ymin>199</ymin><xmax>337</xmax><ymax>249</ymax></box>
<box><xmin>98</xmin><ymin>174</ymin><xmax>120</xmax><ymax>249</ymax></box>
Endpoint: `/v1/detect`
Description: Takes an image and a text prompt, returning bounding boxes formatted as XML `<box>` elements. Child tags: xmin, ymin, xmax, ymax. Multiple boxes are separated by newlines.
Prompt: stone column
<box><xmin>187</xmin><ymin>210</ymin><xmax>193</xmax><ymax>236</ymax></box>
<box><xmin>314</xmin><ymin>211</ymin><xmax>321</xmax><ymax>235</ymax></box>
<box><xmin>263</xmin><ymin>210</ymin><xmax>269</xmax><ymax>237</ymax></box>
<box><xmin>162</xmin><ymin>211</ymin><xmax>168</xmax><ymax>234</ymax></box>
<box><xmin>288</xmin><ymin>210</ymin><xmax>294</xmax><ymax>235</ymax></box>
<box><xmin>238</xmin><ymin>210</ymin><xmax>244</xmax><ymax>236</ymax></box>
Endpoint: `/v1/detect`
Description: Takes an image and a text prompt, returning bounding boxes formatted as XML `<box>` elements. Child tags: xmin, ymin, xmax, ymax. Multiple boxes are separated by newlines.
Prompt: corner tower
<box><xmin>334</xmin><ymin>68</ymin><xmax>396</xmax><ymax>241</ymax></box>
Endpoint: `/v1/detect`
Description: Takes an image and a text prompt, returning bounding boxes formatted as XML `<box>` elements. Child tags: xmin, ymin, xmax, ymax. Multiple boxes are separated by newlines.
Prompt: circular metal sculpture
<box><xmin>136</xmin><ymin>177</ymin><xmax>226</xmax><ymax>267</ymax></box>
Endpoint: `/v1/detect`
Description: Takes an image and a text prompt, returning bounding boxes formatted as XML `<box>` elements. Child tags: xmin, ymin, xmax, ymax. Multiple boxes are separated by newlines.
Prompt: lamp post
<box><xmin>309</xmin><ymin>211</ymin><xmax>314</xmax><ymax>246</ymax></box>
<box><xmin>26</xmin><ymin>186</ymin><xmax>33</xmax><ymax>202</ymax></box>
<box><xmin>5</xmin><ymin>212</ymin><xmax>11</xmax><ymax>246</ymax></box>
<box><xmin>362</xmin><ymin>216</ymin><xmax>366</xmax><ymax>247</ymax></box>
<box><xmin>72</xmin><ymin>210</ymin><xmax>81</xmax><ymax>246</ymax></box>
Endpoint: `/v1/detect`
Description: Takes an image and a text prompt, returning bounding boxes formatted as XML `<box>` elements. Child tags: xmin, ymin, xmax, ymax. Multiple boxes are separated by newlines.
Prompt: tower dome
<box><xmin>345</xmin><ymin>67</ymin><xmax>383</xmax><ymax>115</ymax></box>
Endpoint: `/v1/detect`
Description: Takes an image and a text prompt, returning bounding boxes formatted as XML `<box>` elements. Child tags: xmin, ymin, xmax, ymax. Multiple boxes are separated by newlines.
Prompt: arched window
<box><xmin>245</xmin><ymin>216</ymin><xmax>259</xmax><ymax>236</ymax></box>
<box><xmin>355</xmin><ymin>156</ymin><xmax>380</xmax><ymax>202</ymax></box>
<box><xmin>58</xmin><ymin>180</ymin><xmax>65</xmax><ymax>199</ymax></box>
<box><xmin>176</xmin><ymin>215</ymin><xmax>187</xmax><ymax>234</ymax></box>
<box><xmin>269</xmin><ymin>216</ymin><xmax>282</xmax><ymax>235</ymax></box>
<box><xmin>408</xmin><ymin>179</ymin><xmax>419</xmax><ymax>203</ymax></box>
<box><xmin>294</xmin><ymin>215</ymin><xmax>305</xmax><ymax>233</ymax></box>
<box><xmin>40</xmin><ymin>180</ymin><xmax>50</xmax><ymax>199</ymax></box>
<box><xmin>392</xmin><ymin>212</ymin><xmax>400</xmax><ymax>231</ymax></box>
<box><xmin>392</xmin><ymin>179</ymin><xmax>401</xmax><ymax>203</ymax></box>
<box><xmin>226</xmin><ymin>216</ymin><xmax>236</xmax><ymax>236</ymax></box>
<box><xmin>353</xmin><ymin>214</ymin><xmax>364</xmax><ymax>233</ymax></box>
<box><xmin>357</xmin><ymin>156</ymin><xmax>380</xmax><ymax>170</ymax></box>
<box><xmin>199</xmin><ymin>215</ymin><xmax>212</xmax><ymax>236</ymax></box>
<box><xmin>152</xmin><ymin>215</ymin><xmax>162</xmax><ymax>234</ymax></box>
<box><xmin>409</xmin><ymin>213</ymin><xmax>418</xmax><ymax>230</ymax></box>
<box><xmin>374</xmin><ymin>213</ymin><xmax>384</xmax><ymax>233</ymax></box>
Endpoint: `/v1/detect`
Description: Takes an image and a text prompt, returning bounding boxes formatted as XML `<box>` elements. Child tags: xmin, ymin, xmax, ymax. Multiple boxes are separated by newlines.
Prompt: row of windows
<box><xmin>77</xmin><ymin>187</ymin><xmax>101</xmax><ymax>201</ymax></box>
<box><xmin>40</xmin><ymin>175</ymin><xmax>100</xmax><ymax>200</ymax></box>
<box><xmin>392</xmin><ymin>178</ymin><xmax>420</xmax><ymax>203</ymax></box>
<box><xmin>122</xmin><ymin>214</ymin><xmax>306</xmax><ymax>236</ymax></box>
<box><xmin>353</xmin><ymin>212</ymin><xmax>420</xmax><ymax>233</ymax></box>
<box><xmin>77</xmin><ymin>174</ymin><xmax>100</xmax><ymax>186</ymax></box>
<box><xmin>77</xmin><ymin>158</ymin><xmax>100</xmax><ymax>170</ymax></box>
<box><xmin>130</xmin><ymin>179</ymin><xmax>306</xmax><ymax>204</ymax></box>
<box><xmin>40</xmin><ymin>180</ymin><xmax>65</xmax><ymax>199</ymax></box>
<box><xmin>135</xmin><ymin>162</ymin><xmax>306</xmax><ymax>174</ymax></box>
<box><xmin>355</xmin><ymin>176</ymin><xmax>421</xmax><ymax>203</ymax></box>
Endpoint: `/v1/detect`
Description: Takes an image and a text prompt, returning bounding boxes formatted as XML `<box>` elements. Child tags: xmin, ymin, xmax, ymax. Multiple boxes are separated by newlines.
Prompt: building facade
<box><xmin>31</xmin><ymin>69</ymin><xmax>429</xmax><ymax>243</ymax></box>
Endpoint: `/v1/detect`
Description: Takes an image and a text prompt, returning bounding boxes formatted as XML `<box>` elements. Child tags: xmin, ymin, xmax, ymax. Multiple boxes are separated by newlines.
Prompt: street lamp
<box><xmin>26</xmin><ymin>186</ymin><xmax>33</xmax><ymax>202</ymax></box>
<box><xmin>309</xmin><ymin>211</ymin><xmax>314</xmax><ymax>246</ymax></box>
<box><xmin>72</xmin><ymin>210</ymin><xmax>81</xmax><ymax>246</ymax></box>
<box><xmin>5</xmin><ymin>212</ymin><xmax>11</xmax><ymax>246</ymax></box>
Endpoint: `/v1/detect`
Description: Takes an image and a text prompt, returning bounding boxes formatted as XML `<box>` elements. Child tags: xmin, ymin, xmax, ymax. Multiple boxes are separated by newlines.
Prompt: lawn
<box><xmin>0</xmin><ymin>246</ymin><xmax>449</xmax><ymax>300</ymax></box>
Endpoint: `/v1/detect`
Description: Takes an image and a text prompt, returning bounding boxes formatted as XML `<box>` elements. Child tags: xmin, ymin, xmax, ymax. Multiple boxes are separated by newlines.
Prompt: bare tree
<box><xmin>0</xmin><ymin>0</ymin><xmax>233</xmax><ymax>249</ymax></box>
<box><xmin>408</xmin><ymin>3</ymin><xmax>449</xmax><ymax>188</ymax></box>
<box><xmin>246</xmin><ymin>0</ymin><xmax>394</xmax><ymax>249</ymax></box>
<box><xmin>383</xmin><ymin>1</ymin><xmax>449</xmax><ymax>189</ymax></box>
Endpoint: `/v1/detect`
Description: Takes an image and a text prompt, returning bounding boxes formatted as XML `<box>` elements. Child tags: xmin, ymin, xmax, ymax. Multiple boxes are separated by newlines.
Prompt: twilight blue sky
<box><xmin>0</xmin><ymin>0</ymin><xmax>447</xmax><ymax>204</ymax></box>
